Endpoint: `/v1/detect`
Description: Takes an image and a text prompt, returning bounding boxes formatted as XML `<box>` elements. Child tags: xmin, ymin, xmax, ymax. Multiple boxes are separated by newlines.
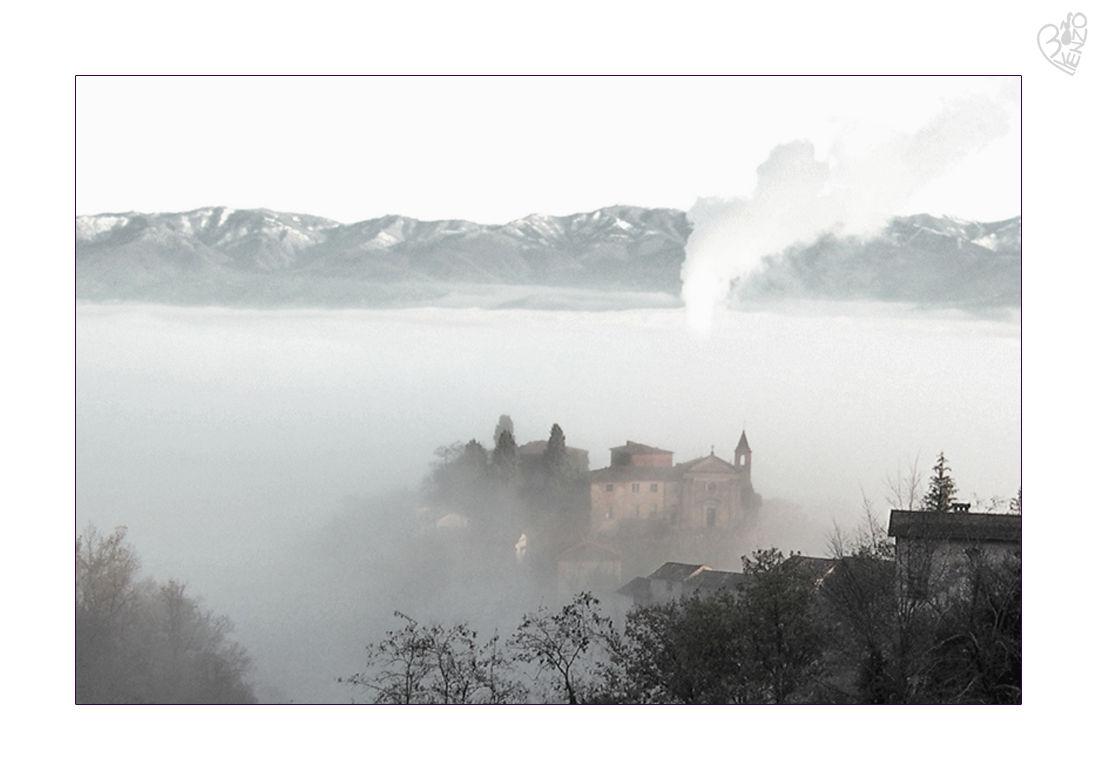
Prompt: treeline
<box><xmin>76</xmin><ymin>526</ymin><xmax>257</xmax><ymax>704</ymax></box>
<box><xmin>342</xmin><ymin>530</ymin><xmax>1020</xmax><ymax>704</ymax></box>
<box><xmin>428</xmin><ymin>417</ymin><xmax>589</xmax><ymax>572</ymax></box>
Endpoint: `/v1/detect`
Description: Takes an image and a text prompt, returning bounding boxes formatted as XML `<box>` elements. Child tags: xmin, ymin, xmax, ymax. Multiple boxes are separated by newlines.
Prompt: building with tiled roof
<box><xmin>589</xmin><ymin>432</ymin><xmax>758</xmax><ymax>535</ymax></box>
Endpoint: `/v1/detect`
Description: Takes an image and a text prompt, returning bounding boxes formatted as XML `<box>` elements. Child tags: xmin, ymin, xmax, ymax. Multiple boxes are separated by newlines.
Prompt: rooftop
<box><xmin>648</xmin><ymin>562</ymin><xmax>710</xmax><ymax>582</ymax></box>
<box><xmin>888</xmin><ymin>510</ymin><xmax>1022</xmax><ymax>543</ymax></box>
<box><xmin>610</xmin><ymin>441</ymin><xmax>673</xmax><ymax>456</ymax></box>
<box><xmin>688</xmin><ymin>569</ymin><xmax>750</xmax><ymax>592</ymax></box>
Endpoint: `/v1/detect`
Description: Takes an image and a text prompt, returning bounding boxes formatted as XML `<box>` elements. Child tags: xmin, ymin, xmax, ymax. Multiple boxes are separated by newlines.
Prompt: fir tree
<box><xmin>544</xmin><ymin>423</ymin><xmax>569</xmax><ymax>480</ymax></box>
<box><xmin>921</xmin><ymin>452</ymin><xmax>958</xmax><ymax>512</ymax></box>
<box><xmin>492</xmin><ymin>428</ymin><xmax>520</xmax><ymax>484</ymax></box>
<box><xmin>493</xmin><ymin>415</ymin><xmax>514</xmax><ymax>448</ymax></box>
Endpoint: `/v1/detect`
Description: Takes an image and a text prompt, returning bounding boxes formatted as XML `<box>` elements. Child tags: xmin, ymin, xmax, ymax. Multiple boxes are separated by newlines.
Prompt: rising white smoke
<box><xmin>680</xmin><ymin>90</ymin><xmax>1016</xmax><ymax>333</ymax></box>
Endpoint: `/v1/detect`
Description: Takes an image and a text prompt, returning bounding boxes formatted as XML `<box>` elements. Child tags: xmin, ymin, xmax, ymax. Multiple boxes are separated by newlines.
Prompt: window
<box><xmin>706</xmin><ymin>507</ymin><xmax>716</xmax><ymax>527</ymax></box>
<box><xmin>706</xmin><ymin>482</ymin><xmax>717</xmax><ymax>493</ymax></box>
<box><xmin>648</xmin><ymin>506</ymin><xmax>657</xmax><ymax>518</ymax></box>
<box><xmin>606</xmin><ymin>506</ymin><xmax>613</xmax><ymax>519</ymax></box>
<box><xmin>650</xmin><ymin>483</ymin><xmax>658</xmax><ymax>492</ymax></box>
<box><xmin>633</xmin><ymin>505</ymin><xmax>640</xmax><ymax>518</ymax></box>
<box><xmin>631</xmin><ymin>483</ymin><xmax>640</xmax><ymax>493</ymax></box>
<box><xmin>605</xmin><ymin>483</ymin><xmax>614</xmax><ymax>492</ymax></box>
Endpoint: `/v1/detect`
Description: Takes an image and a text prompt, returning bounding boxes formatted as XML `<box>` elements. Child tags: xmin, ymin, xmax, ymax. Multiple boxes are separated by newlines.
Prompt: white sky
<box><xmin>76</xmin><ymin>76</ymin><xmax>1020</xmax><ymax>224</ymax></box>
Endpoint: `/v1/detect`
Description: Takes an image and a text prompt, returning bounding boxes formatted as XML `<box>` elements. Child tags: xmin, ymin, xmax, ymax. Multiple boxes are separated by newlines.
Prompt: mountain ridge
<box><xmin>75</xmin><ymin>205</ymin><xmax>1020</xmax><ymax>310</ymax></box>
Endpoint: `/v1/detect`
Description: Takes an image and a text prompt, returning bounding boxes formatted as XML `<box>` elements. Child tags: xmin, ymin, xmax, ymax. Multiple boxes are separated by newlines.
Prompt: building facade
<box><xmin>588</xmin><ymin>433</ymin><xmax>758</xmax><ymax>535</ymax></box>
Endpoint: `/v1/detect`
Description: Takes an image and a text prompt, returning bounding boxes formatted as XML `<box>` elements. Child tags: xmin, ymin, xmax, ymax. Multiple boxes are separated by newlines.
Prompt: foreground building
<box><xmin>888</xmin><ymin>509</ymin><xmax>1022</xmax><ymax>601</ymax></box>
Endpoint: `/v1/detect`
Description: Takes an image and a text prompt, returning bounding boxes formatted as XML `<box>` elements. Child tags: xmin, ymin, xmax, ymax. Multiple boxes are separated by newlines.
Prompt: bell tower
<box><xmin>734</xmin><ymin>430</ymin><xmax>752</xmax><ymax>482</ymax></box>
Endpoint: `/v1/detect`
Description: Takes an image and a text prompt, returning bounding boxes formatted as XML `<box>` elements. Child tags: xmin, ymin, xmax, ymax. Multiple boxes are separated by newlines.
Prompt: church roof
<box><xmin>735</xmin><ymin>431</ymin><xmax>751</xmax><ymax>454</ymax></box>
<box><xmin>681</xmin><ymin>453</ymin><xmax>736</xmax><ymax>474</ymax></box>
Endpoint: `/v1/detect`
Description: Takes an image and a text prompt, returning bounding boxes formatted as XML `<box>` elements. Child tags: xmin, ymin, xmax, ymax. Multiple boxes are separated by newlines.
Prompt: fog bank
<box><xmin>76</xmin><ymin>301</ymin><xmax>1019</xmax><ymax>701</ymax></box>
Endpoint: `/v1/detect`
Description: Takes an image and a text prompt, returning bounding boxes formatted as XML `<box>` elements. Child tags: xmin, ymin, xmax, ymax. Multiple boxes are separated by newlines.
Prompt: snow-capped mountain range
<box><xmin>75</xmin><ymin>206</ymin><xmax>1020</xmax><ymax>309</ymax></box>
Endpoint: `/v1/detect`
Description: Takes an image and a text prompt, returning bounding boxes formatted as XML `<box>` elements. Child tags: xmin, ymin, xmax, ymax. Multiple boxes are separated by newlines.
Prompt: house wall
<box><xmin>649</xmin><ymin>578</ymin><xmax>684</xmax><ymax>603</ymax></box>
<box><xmin>631</xmin><ymin>452</ymin><xmax>673</xmax><ymax>468</ymax></box>
<box><xmin>896</xmin><ymin>537</ymin><xmax>1021</xmax><ymax>602</ymax></box>
<box><xmin>590</xmin><ymin>478</ymin><xmax>680</xmax><ymax>533</ymax></box>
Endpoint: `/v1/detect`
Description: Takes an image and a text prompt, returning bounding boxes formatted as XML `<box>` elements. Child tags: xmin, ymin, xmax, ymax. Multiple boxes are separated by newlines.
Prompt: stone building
<box><xmin>588</xmin><ymin>432</ymin><xmax>758</xmax><ymax>535</ymax></box>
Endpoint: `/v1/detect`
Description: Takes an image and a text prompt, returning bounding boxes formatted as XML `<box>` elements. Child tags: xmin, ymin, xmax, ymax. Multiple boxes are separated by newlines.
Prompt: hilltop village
<box><xmin>423</xmin><ymin>418</ymin><xmax>763</xmax><ymax>596</ymax></box>
<box><xmin>412</xmin><ymin>421</ymin><xmax>1021</xmax><ymax>705</ymax></box>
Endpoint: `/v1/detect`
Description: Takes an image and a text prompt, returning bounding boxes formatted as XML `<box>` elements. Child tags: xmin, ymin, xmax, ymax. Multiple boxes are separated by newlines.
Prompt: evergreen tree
<box><xmin>544</xmin><ymin>423</ymin><xmax>569</xmax><ymax>481</ymax></box>
<box><xmin>493</xmin><ymin>414</ymin><xmax>514</xmax><ymax>448</ymax></box>
<box><xmin>431</xmin><ymin>439</ymin><xmax>490</xmax><ymax>513</ymax></box>
<box><xmin>921</xmin><ymin>452</ymin><xmax>958</xmax><ymax>512</ymax></box>
<box><xmin>491</xmin><ymin>428</ymin><xmax>520</xmax><ymax>485</ymax></box>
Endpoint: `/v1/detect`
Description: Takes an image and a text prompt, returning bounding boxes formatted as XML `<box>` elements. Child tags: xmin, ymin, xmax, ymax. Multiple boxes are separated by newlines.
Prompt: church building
<box><xmin>588</xmin><ymin>432</ymin><xmax>758</xmax><ymax>534</ymax></box>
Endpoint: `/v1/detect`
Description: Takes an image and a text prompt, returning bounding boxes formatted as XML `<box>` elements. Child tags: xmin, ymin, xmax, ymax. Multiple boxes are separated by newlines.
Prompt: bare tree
<box><xmin>341</xmin><ymin>613</ymin><xmax>526</xmax><ymax>704</ymax></box>
<box><xmin>884</xmin><ymin>455</ymin><xmax>924</xmax><ymax>510</ymax></box>
<box><xmin>509</xmin><ymin>592</ymin><xmax>613</xmax><ymax>704</ymax></box>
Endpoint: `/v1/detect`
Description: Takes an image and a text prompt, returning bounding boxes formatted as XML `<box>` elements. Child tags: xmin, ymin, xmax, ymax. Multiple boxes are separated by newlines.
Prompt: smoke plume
<box><xmin>680</xmin><ymin>91</ymin><xmax>1015</xmax><ymax>332</ymax></box>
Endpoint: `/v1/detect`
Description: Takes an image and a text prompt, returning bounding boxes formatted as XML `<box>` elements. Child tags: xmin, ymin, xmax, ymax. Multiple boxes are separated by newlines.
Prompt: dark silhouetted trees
<box><xmin>491</xmin><ymin>428</ymin><xmax>520</xmax><ymax>486</ymax></box>
<box><xmin>737</xmin><ymin>549</ymin><xmax>825</xmax><ymax>703</ymax></box>
<box><xmin>607</xmin><ymin>592</ymin><xmax>743</xmax><ymax>703</ymax></box>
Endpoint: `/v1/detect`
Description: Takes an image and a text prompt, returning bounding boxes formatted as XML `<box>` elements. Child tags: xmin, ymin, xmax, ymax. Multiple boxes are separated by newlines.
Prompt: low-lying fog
<box><xmin>76</xmin><ymin>299</ymin><xmax>1020</xmax><ymax>702</ymax></box>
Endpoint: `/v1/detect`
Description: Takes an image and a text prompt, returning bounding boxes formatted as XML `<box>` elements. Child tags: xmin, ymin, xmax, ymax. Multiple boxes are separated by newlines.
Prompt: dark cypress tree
<box><xmin>492</xmin><ymin>428</ymin><xmax>520</xmax><ymax>485</ymax></box>
<box><xmin>544</xmin><ymin>423</ymin><xmax>569</xmax><ymax>480</ymax></box>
